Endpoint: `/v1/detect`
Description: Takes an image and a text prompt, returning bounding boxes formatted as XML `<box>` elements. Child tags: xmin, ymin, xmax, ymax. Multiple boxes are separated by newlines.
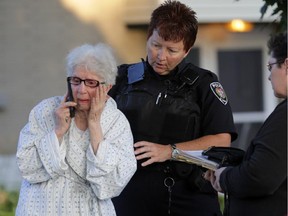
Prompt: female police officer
<box><xmin>109</xmin><ymin>1</ymin><xmax>237</xmax><ymax>215</ymax></box>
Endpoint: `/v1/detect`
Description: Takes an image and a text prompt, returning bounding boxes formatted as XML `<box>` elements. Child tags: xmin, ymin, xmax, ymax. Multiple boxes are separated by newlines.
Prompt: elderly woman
<box><xmin>16</xmin><ymin>43</ymin><xmax>137</xmax><ymax>216</ymax></box>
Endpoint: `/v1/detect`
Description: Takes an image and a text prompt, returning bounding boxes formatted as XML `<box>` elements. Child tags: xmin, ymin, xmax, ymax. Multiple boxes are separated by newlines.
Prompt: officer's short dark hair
<box><xmin>147</xmin><ymin>0</ymin><xmax>198</xmax><ymax>52</ymax></box>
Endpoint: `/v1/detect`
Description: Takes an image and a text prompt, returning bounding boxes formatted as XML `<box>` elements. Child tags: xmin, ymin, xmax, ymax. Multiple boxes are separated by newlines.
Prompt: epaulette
<box><xmin>127</xmin><ymin>62</ymin><xmax>145</xmax><ymax>84</ymax></box>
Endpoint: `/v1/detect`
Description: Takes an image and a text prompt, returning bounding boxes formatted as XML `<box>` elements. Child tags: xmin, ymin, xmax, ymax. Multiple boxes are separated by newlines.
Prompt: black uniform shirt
<box><xmin>109</xmin><ymin>59</ymin><xmax>237</xmax><ymax>144</ymax></box>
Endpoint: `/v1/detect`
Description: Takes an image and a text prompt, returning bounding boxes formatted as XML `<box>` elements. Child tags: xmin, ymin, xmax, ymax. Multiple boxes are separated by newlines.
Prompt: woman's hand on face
<box><xmin>87</xmin><ymin>84</ymin><xmax>110</xmax><ymax>153</ymax></box>
<box><xmin>134</xmin><ymin>141</ymin><xmax>172</xmax><ymax>166</ymax></box>
<box><xmin>88</xmin><ymin>84</ymin><xmax>109</xmax><ymax>125</ymax></box>
<box><xmin>54</xmin><ymin>94</ymin><xmax>77</xmax><ymax>139</ymax></box>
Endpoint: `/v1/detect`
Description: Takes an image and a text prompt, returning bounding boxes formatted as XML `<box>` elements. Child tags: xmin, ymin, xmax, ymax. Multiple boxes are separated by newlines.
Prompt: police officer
<box><xmin>109</xmin><ymin>1</ymin><xmax>237</xmax><ymax>215</ymax></box>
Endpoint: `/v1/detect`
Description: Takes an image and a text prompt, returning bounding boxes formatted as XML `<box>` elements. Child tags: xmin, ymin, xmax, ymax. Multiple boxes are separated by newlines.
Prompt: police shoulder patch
<box><xmin>210</xmin><ymin>82</ymin><xmax>228</xmax><ymax>105</ymax></box>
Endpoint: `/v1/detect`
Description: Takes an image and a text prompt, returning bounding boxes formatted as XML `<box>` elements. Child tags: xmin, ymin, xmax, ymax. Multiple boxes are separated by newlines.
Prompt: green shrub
<box><xmin>0</xmin><ymin>186</ymin><xmax>19</xmax><ymax>216</ymax></box>
<box><xmin>218</xmin><ymin>193</ymin><xmax>225</xmax><ymax>213</ymax></box>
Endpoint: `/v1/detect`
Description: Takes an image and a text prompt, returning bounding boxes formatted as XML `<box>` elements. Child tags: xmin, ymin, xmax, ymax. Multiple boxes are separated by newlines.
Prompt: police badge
<box><xmin>210</xmin><ymin>82</ymin><xmax>228</xmax><ymax>105</ymax></box>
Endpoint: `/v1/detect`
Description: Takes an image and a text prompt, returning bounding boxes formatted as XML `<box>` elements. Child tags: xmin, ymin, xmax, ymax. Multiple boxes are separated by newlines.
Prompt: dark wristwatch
<box><xmin>170</xmin><ymin>143</ymin><xmax>179</xmax><ymax>159</ymax></box>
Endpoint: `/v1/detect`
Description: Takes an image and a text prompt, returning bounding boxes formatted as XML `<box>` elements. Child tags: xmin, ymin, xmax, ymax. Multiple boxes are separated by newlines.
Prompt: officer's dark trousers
<box><xmin>112</xmin><ymin>167</ymin><xmax>222</xmax><ymax>216</ymax></box>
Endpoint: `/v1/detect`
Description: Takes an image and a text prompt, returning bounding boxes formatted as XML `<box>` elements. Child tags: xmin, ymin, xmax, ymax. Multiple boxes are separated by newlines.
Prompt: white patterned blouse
<box><xmin>16</xmin><ymin>96</ymin><xmax>137</xmax><ymax>216</ymax></box>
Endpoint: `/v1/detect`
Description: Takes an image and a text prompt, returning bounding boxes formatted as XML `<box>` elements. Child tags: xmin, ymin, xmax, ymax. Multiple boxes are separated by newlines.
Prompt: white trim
<box><xmin>160</xmin><ymin>0</ymin><xmax>278</xmax><ymax>22</ymax></box>
<box><xmin>233</xmin><ymin>112</ymin><xmax>268</xmax><ymax>123</ymax></box>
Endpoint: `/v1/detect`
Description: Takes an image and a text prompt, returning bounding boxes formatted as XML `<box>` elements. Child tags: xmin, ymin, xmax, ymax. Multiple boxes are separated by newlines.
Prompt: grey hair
<box><xmin>66</xmin><ymin>43</ymin><xmax>117</xmax><ymax>85</ymax></box>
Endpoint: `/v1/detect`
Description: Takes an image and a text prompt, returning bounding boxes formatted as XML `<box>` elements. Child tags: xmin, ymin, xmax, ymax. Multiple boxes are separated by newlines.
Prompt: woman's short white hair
<box><xmin>66</xmin><ymin>43</ymin><xmax>118</xmax><ymax>85</ymax></box>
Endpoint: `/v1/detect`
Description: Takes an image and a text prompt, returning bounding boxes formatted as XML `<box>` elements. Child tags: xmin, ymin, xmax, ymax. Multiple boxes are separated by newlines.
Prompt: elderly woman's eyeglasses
<box><xmin>67</xmin><ymin>77</ymin><xmax>105</xmax><ymax>87</ymax></box>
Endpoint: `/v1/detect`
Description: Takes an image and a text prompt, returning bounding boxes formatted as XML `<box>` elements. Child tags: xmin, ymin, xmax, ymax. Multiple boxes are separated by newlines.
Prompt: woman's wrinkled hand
<box><xmin>88</xmin><ymin>84</ymin><xmax>109</xmax><ymax>125</ymax></box>
<box><xmin>87</xmin><ymin>84</ymin><xmax>111</xmax><ymax>153</ymax></box>
<box><xmin>54</xmin><ymin>95</ymin><xmax>77</xmax><ymax>139</ymax></box>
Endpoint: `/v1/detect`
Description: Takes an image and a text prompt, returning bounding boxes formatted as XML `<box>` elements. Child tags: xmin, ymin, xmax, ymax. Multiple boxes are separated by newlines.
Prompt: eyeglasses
<box><xmin>266</xmin><ymin>62</ymin><xmax>279</xmax><ymax>71</ymax></box>
<box><xmin>67</xmin><ymin>77</ymin><xmax>105</xmax><ymax>87</ymax></box>
<box><xmin>266</xmin><ymin>60</ymin><xmax>284</xmax><ymax>71</ymax></box>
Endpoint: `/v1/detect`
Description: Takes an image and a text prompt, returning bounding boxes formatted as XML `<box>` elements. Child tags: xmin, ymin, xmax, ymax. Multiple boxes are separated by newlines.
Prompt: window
<box><xmin>218</xmin><ymin>49</ymin><xmax>263</xmax><ymax>112</ymax></box>
<box><xmin>218</xmin><ymin>49</ymin><xmax>264</xmax><ymax>149</ymax></box>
